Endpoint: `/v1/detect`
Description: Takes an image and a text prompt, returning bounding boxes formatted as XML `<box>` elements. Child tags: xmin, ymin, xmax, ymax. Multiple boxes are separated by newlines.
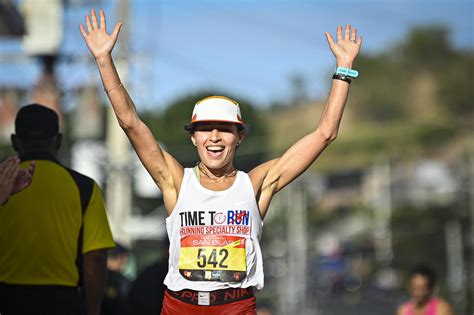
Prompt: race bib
<box><xmin>178</xmin><ymin>235</ymin><xmax>247</xmax><ymax>282</ymax></box>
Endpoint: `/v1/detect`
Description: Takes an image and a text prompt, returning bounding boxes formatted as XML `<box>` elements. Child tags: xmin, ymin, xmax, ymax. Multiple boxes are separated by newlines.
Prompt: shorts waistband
<box><xmin>167</xmin><ymin>287</ymin><xmax>254</xmax><ymax>306</ymax></box>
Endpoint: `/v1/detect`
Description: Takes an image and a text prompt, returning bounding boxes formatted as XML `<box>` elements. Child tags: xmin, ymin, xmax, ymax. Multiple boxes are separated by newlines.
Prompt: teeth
<box><xmin>207</xmin><ymin>146</ymin><xmax>224</xmax><ymax>152</ymax></box>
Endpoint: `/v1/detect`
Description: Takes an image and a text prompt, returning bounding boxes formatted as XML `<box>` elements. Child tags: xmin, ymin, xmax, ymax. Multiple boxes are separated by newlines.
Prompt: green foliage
<box><xmin>437</xmin><ymin>54</ymin><xmax>474</xmax><ymax>119</ymax></box>
<box><xmin>352</xmin><ymin>54</ymin><xmax>409</xmax><ymax>121</ymax></box>
<box><xmin>413</xmin><ymin>122</ymin><xmax>457</xmax><ymax>147</ymax></box>
<box><xmin>398</xmin><ymin>26</ymin><xmax>453</xmax><ymax>69</ymax></box>
<box><xmin>350</xmin><ymin>25</ymin><xmax>472</xmax><ymax>125</ymax></box>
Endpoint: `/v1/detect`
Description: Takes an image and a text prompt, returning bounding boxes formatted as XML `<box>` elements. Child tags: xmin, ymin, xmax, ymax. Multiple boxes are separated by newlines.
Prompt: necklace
<box><xmin>197</xmin><ymin>162</ymin><xmax>237</xmax><ymax>181</ymax></box>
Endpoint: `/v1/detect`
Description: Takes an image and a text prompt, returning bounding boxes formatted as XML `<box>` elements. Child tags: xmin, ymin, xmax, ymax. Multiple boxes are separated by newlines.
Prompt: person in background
<box><xmin>397</xmin><ymin>265</ymin><xmax>455</xmax><ymax>315</ymax></box>
<box><xmin>129</xmin><ymin>239</ymin><xmax>169</xmax><ymax>314</ymax></box>
<box><xmin>102</xmin><ymin>243</ymin><xmax>132</xmax><ymax>315</ymax></box>
<box><xmin>0</xmin><ymin>104</ymin><xmax>115</xmax><ymax>315</ymax></box>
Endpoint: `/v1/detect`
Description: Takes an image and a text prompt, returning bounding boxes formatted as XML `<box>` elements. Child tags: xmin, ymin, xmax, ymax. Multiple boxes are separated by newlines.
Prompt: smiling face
<box><xmin>191</xmin><ymin>122</ymin><xmax>243</xmax><ymax>171</ymax></box>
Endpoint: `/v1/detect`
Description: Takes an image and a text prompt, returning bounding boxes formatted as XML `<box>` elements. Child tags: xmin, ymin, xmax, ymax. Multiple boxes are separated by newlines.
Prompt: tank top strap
<box><xmin>405</xmin><ymin>302</ymin><xmax>414</xmax><ymax>315</ymax></box>
<box><xmin>426</xmin><ymin>297</ymin><xmax>438</xmax><ymax>315</ymax></box>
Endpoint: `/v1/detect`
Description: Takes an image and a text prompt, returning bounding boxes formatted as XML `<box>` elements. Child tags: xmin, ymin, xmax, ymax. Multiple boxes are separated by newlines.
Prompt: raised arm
<box><xmin>80</xmin><ymin>9</ymin><xmax>183</xmax><ymax>214</ymax></box>
<box><xmin>250</xmin><ymin>24</ymin><xmax>362</xmax><ymax>218</ymax></box>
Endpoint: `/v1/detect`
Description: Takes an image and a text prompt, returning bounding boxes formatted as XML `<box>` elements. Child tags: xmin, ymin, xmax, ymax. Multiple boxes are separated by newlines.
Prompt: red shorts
<box><xmin>161</xmin><ymin>287</ymin><xmax>256</xmax><ymax>315</ymax></box>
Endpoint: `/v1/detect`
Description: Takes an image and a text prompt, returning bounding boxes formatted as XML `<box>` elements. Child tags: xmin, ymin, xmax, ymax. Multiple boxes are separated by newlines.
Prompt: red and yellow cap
<box><xmin>190</xmin><ymin>96</ymin><xmax>244</xmax><ymax>124</ymax></box>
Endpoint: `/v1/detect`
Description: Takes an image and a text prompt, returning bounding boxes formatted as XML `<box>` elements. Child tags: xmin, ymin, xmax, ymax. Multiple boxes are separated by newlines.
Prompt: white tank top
<box><xmin>164</xmin><ymin>168</ymin><xmax>264</xmax><ymax>291</ymax></box>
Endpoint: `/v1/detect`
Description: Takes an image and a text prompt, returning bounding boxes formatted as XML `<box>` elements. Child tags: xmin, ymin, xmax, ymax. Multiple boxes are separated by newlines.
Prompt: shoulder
<box><xmin>396</xmin><ymin>302</ymin><xmax>409</xmax><ymax>315</ymax></box>
<box><xmin>63</xmin><ymin>167</ymin><xmax>101</xmax><ymax>209</ymax></box>
<box><xmin>435</xmin><ymin>298</ymin><xmax>454</xmax><ymax>315</ymax></box>
<box><xmin>248</xmin><ymin>159</ymin><xmax>279</xmax><ymax>187</ymax></box>
<box><xmin>64</xmin><ymin>167</ymin><xmax>95</xmax><ymax>187</ymax></box>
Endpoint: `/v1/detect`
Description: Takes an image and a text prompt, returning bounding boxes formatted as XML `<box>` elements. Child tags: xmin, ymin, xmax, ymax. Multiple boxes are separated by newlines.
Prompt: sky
<box><xmin>0</xmin><ymin>0</ymin><xmax>473</xmax><ymax>111</ymax></box>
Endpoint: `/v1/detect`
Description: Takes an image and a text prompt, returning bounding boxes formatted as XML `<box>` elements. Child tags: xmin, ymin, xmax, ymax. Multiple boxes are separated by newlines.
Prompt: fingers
<box><xmin>2</xmin><ymin>157</ymin><xmax>20</xmax><ymax>182</ymax></box>
<box><xmin>111</xmin><ymin>23</ymin><xmax>123</xmax><ymax>41</ymax></box>
<box><xmin>351</xmin><ymin>28</ymin><xmax>357</xmax><ymax>41</ymax></box>
<box><xmin>85</xmin><ymin>15</ymin><xmax>93</xmax><ymax>33</ymax></box>
<box><xmin>10</xmin><ymin>164</ymin><xmax>20</xmax><ymax>185</ymax></box>
<box><xmin>100</xmin><ymin>10</ymin><xmax>106</xmax><ymax>29</ymax></box>
<box><xmin>325</xmin><ymin>31</ymin><xmax>335</xmax><ymax>47</ymax></box>
<box><xmin>91</xmin><ymin>9</ymin><xmax>99</xmax><ymax>30</ymax></box>
<box><xmin>336</xmin><ymin>25</ymin><xmax>343</xmax><ymax>42</ymax></box>
<box><xmin>344</xmin><ymin>24</ymin><xmax>350</xmax><ymax>40</ymax></box>
<box><xmin>79</xmin><ymin>23</ymin><xmax>87</xmax><ymax>38</ymax></box>
<box><xmin>336</xmin><ymin>24</ymin><xmax>361</xmax><ymax>44</ymax></box>
<box><xmin>27</xmin><ymin>161</ymin><xmax>35</xmax><ymax>177</ymax></box>
<box><xmin>0</xmin><ymin>157</ymin><xmax>10</xmax><ymax>173</ymax></box>
<box><xmin>82</xmin><ymin>9</ymin><xmax>110</xmax><ymax>35</ymax></box>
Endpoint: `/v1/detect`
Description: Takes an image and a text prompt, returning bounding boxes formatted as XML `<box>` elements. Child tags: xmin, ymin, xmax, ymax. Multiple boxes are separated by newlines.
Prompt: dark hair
<box><xmin>108</xmin><ymin>243</ymin><xmax>130</xmax><ymax>258</ymax></box>
<box><xmin>409</xmin><ymin>264</ymin><xmax>437</xmax><ymax>289</ymax></box>
<box><xmin>184</xmin><ymin>122</ymin><xmax>249</xmax><ymax>135</ymax></box>
<box><xmin>15</xmin><ymin>104</ymin><xmax>59</xmax><ymax>140</ymax></box>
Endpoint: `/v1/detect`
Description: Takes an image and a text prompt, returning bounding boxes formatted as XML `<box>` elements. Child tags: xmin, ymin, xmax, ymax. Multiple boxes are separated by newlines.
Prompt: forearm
<box><xmin>83</xmin><ymin>249</ymin><xmax>108</xmax><ymax>315</ymax></box>
<box><xmin>317</xmin><ymin>77</ymin><xmax>351</xmax><ymax>141</ymax></box>
<box><xmin>95</xmin><ymin>55</ymin><xmax>140</xmax><ymax>129</ymax></box>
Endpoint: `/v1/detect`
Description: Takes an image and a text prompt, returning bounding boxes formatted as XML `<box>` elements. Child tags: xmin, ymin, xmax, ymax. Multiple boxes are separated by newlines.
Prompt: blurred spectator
<box><xmin>130</xmin><ymin>239</ymin><xmax>169</xmax><ymax>314</ymax></box>
<box><xmin>256</xmin><ymin>303</ymin><xmax>273</xmax><ymax>315</ymax></box>
<box><xmin>0</xmin><ymin>104</ymin><xmax>115</xmax><ymax>315</ymax></box>
<box><xmin>102</xmin><ymin>243</ymin><xmax>132</xmax><ymax>315</ymax></box>
<box><xmin>396</xmin><ymin>265</ymin><xmax>455</xmax><ymax>315</ymax></box>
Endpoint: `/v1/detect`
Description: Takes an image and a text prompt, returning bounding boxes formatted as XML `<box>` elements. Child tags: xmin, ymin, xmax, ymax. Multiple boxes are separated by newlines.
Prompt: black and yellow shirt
<box><xmin>0</xmin><ymin>154</ymin><xmax>115</xmax><ymax>286</ymax></box>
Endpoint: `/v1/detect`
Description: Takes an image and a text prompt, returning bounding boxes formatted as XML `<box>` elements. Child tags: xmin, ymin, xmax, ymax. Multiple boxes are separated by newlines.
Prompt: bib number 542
<box><xmin>196</xmin><ymin>248</ymin><xmax>229</xmax><ymax>268</ymax></box>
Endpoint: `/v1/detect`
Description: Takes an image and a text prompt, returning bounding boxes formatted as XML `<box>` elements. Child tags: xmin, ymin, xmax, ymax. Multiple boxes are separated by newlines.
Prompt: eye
<box><xmin>195</xmin><ymin>124</ymin><xmax>213</xmax><ymax>132</ymax></box>
<box><xmin>196</xmin><ymin>127</ymin><xmax>212</xmax><ymax>132</ymax></box>
<box><xmin>218</xmin><ymin>127</ymin><xmax>234</xmax><ymax>133</ymax></box>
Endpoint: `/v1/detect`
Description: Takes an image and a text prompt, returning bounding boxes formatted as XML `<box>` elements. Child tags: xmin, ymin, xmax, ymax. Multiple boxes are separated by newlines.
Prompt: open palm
<box><xmin>325</xmin><ymin>24</ymin><xmax>362</xmax><ymax>67</ymax></box>
<box><xmin>80</xmin><ymin>9</ymin><xmax>122</xmax><ymax>60</ymax></box>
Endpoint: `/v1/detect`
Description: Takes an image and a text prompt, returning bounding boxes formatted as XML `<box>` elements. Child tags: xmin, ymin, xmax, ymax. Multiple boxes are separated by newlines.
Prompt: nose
<box><xmin>209</xmin><ymin>129</ymin><xmax>221</xmax><ymax>142</ymax></box>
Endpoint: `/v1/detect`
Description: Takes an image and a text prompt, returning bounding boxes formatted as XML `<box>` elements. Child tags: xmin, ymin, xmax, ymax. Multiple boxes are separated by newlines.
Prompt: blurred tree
<box><xmin>398</xmin><ymin>26</ymin><xmax>453</xmax><ymax>69</ymax></box>
<box><xmin>351</xmin><ymin>54</ymin><xmax>409</xmax><ymax>122</ymax></box>
<box><xmin>289</xmin><ymin>73</ymin><xmax>309</xmax><ymax>106</ymax></box>
<box><xmin>437</xmin><ymin>54</ymin><xmax>474</xmax><ymax>120</ymax></box>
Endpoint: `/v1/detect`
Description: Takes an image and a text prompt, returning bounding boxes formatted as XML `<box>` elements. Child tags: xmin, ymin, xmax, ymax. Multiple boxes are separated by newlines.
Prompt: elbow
<box><xmin>117</xmin><ymin>114</ymin><xmax>140</xmax><ymax>131</ymax></box>
<box><xmin>316</xmin><ymin>128</ymin><xmax>338</xmax><ymax>144</ymax></box>
<box><xmin>326</xmin><ymin>132</ymin><xmax>338</xmax><ymax>143</ymax></box>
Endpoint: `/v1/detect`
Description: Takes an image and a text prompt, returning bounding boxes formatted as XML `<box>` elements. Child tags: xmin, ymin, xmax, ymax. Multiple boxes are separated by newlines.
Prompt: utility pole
<box><xmin>469</xmin><ymin>154</ymin><xmax>474</xmax><ymax>313</ymax></box>
<box><xmin>280</xmin><ymin>183</ymin><xmax>309</xmax><ymax>314</ymax></box>
<box><xmin>444</xmin><ymin>220</ymin><xmax>466</xmax><ymax>314</ymax></box>
<box><xmin>105</xmin><ymin>0</ymin><xmax>132</xmax><ymax>245</ymax></box>
<box><xmin>371</xmin><ymin>160</ymin><xmax>393</xmax><ymax>265</ymax></box>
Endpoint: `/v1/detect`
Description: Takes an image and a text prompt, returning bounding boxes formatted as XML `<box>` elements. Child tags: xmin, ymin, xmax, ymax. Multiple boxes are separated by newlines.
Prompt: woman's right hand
<box><xmin>80</xmin><ymin>9</ymin><xmax>122</xmax><ymax>61</ymax></box>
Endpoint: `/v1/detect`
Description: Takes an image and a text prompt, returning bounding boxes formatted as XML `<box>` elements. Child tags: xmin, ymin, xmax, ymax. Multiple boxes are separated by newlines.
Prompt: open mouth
<box><xmin>206</xmin><ymin>145</ymin><xmax>225</xmax><ymax>154</ymax></box>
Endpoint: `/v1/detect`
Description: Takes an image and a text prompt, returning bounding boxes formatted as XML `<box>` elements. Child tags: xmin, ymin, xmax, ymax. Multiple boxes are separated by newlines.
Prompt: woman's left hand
<box><xmin>325</xmin><ymin>24</ymin><xmax>362</xmax><ymax>68</ymax></box>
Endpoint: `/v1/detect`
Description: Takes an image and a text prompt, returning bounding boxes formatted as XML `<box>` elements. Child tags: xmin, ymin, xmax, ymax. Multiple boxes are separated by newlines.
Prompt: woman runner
<box><xmin>80</xmin><ymin>9</ymin><xmax>362</xmax><ymax>315</ymax></box>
